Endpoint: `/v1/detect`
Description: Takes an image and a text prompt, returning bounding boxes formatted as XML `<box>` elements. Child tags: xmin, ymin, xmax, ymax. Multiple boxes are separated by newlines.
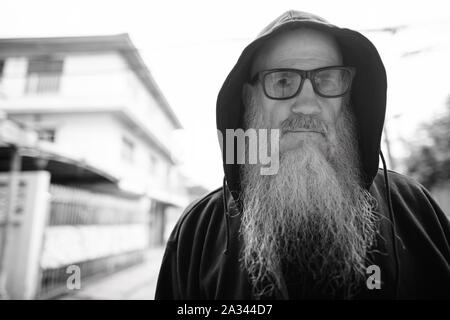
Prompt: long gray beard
<box><xmin>240</xmin><ymin>104</ymin><xmax>379</xmax><ymax>299</ymax></box>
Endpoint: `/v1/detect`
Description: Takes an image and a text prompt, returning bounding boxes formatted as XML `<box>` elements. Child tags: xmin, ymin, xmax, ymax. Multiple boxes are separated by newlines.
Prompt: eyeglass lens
<box><xmin>264</xmin><ymin>68</ymin><xmax>352</xmax><ymax>98</ymax></box>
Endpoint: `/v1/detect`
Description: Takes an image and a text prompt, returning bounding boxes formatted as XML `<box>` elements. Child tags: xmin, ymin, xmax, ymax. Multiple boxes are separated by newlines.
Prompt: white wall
<box><xmin>1</xmin><ymin>57</ymin><xmax>28</xmax><ymax>97</ymax></box>
<box><xmin>127</xmin><ymin>74</ymin><xmax>176</xmax><ymax>147</ymax></box>
<box><xmin>0</xmin><ymin>52</ymin><xmax>177</xmax><ymax>147</ymax></box>
<box><xmin>0</xmin><ymin>51</ymin><xmax>188</xmax><ymax>205</ymax></box>
<box><xmin>11</xmin><ymin>112</ymin><xmax>186</xmax><ymax>203</ymax></box>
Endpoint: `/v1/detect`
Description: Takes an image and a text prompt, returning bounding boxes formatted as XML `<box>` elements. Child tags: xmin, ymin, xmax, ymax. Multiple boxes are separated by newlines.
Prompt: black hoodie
<box><xmin>155</xmin><ymin>10</ymin><xmax>450</xmax><ymax>299</ymax></box>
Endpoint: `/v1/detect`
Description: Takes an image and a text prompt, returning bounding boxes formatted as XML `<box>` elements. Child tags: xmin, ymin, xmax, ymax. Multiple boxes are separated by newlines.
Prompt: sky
<box><xmin>1</xmin><ymin>0</ymin><xmax>450</xmax><ymax>189</ymax></box>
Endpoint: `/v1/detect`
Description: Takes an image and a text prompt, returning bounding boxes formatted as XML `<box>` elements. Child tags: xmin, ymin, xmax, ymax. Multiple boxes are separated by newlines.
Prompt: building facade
<box><xmin>0</xmin><ymin>34</ymin><xmax>189</xmax><ymax>298</ymax></box>
<box><xmin>0</xmin><ymin>33</ymin><xmax>188</xmax><ymax>217</ymax></box>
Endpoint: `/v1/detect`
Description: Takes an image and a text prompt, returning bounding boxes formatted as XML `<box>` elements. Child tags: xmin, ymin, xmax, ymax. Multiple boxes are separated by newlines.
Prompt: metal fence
<box><xmin>36</xmin><ymin>184</ymin><xmax>149</xmax><ymax>299</ymax></box>
<box><xmin>37</xmin><ymin>250</ymin><xmax>145</xmax><ymax>299</ymax></box>
<box><xmin>48</xmin><ymin>184</ymin><xmax>146</xmax><ymax>225</ymax></box>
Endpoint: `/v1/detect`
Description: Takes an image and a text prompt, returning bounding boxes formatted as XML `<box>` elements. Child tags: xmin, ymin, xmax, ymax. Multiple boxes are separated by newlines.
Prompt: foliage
<box><xmin>406</xmin><ymin>98</ymin><xmax>450</xmax><ymax>189</ymax></box>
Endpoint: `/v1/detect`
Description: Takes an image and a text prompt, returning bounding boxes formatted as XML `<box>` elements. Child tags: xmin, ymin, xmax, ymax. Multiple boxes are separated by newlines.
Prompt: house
<box><xmin>0</xmin><ymin>34</ymin><xmax>189</xmax><ymax>298</ymax></box>
<box><xmin>0</xmin><ymin>34</ymin><xmax>189</xmax><ymax>240</ymax></box>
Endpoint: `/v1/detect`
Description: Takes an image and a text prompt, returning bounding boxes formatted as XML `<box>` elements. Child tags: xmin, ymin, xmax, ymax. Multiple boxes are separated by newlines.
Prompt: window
<box><xmin>121</xmin><ymin>136</ymin><xmax>135</xmax><ymax>163</ymax></box>
<box><xmin>26</xmin><ymin>56</ymin><xmax>64</xmax><ymax>94</ymax></box>
<box><xmin>37</xmin><ymin>129</ymin><xmax>56</xmax><ymax>142</ymax></box>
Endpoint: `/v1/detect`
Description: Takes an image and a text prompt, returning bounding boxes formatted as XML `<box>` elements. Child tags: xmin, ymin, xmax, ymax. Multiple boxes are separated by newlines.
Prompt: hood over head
<box><xmin>216</xmin><ymin>10</ymin><xmax>387</xmax><ymax>201</ymax></box>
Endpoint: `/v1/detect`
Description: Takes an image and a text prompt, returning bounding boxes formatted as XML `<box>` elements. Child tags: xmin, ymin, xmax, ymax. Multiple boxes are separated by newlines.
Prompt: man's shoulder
<box><xmin>166</xmin><ymin>186</ymin><xmax>225</xmax><ymax>244</ymax></box>
<box><xmin>374</xmin><ymin>168</ymin><xmax>426</xmax><ymax>196</ymax></box>
<box><xmin>181</xmin><ymin>186</ymin><xmax>225</xmax><ymax>222</ymax></box>
<box><xmin>186</xmin><ymin>186</ymin><xmax>224</xmax><ymax>210</ymax></box>
<box><xmin>374</xmin><ymin>169</ymin><xmax>448</xmax><ymax>226</ymax></box>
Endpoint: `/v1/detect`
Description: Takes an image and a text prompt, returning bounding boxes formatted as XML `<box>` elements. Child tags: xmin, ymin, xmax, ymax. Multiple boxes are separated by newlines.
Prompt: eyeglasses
<box><xmin>250</xmin><ymin>66</ymin><xmax>355</xmax><ymax>100</ymax></box>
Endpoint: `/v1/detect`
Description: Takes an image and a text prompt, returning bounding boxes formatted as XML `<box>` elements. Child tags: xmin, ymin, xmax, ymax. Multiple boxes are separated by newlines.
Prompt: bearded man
<box><xmin>156</xmin><ymin>11</ymin><xmax>450</xmax><ymax>299</ymax></box>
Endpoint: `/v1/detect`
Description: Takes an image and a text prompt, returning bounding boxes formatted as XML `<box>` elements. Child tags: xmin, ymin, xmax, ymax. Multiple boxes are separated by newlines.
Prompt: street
<box><xmin>59</xmin><ymin>247</ymin><xmax>165</xmax><ymax>300</ymax></box>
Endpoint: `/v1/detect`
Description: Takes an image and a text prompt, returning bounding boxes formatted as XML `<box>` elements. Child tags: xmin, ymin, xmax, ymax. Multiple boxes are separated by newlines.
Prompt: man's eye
<box><xmin>317</xmin><ymin>78</ymin><xmax>333</xmax><ymax>85</ymax></box>
<box><xmin>316</xmin><ymin>77</ymin><xmax>338</xmax><ymax>88</ymax></box>
<box><xmin>276</xmin><ymin>77</ymin><xmax>292</xmax><ymax>87</ymax></box>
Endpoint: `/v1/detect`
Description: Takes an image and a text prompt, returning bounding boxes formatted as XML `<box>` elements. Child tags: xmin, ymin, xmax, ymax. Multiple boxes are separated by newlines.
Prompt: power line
<box><xmin>359</xmin><ymin>18</ymin><xmax>450</xmax><ymax>34</ymax></box>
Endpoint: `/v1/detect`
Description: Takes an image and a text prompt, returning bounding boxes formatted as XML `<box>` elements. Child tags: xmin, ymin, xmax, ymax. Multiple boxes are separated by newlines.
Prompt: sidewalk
<box><xmin>60</xmin><ymin>247</ymin><xmax>165</xmax><ymax>300</ymax></box>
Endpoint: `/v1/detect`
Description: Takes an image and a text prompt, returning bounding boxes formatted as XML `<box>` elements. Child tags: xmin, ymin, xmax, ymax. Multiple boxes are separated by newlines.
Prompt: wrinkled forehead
<box><xmin>250</xmin><ymin>28</ymin><xmax>343</xmax><ymax>76</ymax></box>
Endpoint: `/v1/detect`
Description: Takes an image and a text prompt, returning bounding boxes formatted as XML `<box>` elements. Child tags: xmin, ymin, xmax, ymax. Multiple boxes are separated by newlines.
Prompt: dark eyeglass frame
<box><xmin>250</xmin><ymin>66</ymin><xmax>356</xmax><ymax>100</ymax></box>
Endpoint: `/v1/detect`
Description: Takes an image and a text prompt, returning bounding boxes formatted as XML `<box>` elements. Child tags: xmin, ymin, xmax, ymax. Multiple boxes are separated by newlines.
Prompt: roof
<box><xmin>4</xmin><ymin>107</ymin><xmax>176</xmax><ymax>164</ymax></box>
<box><xmin>0</xmin><ymin>144</ymin><xmax>119</xmax><ymax>185</ymax></box>
<box><xmin>0</xmin><ymin>34</ymin><xmax>182</xmax><ymax>129</ymax></box>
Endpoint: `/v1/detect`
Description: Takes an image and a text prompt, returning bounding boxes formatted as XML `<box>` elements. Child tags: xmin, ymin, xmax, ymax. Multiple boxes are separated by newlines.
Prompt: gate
<box><xmin>36</xmin><ymin>184</ymin><xmax>149</xmax><ymax>299</ymax></box>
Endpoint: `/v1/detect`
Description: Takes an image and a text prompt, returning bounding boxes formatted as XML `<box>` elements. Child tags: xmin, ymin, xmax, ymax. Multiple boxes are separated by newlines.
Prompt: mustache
<box><xmin>280</xmin><ymin>115</ymin><xmax>328</xmax><ymax>135</ymax></box>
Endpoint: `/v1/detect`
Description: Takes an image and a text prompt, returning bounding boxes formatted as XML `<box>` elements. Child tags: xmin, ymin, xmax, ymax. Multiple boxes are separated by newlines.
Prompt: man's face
<box><xmin>248</xmin><ymin>28</ymin><xmax>344</xmax><ymax>154</ymax></box>
<box><xmin>240</xmin><ymin>28</ymin><xmax>378</xmax><ymax>299</ymax></box>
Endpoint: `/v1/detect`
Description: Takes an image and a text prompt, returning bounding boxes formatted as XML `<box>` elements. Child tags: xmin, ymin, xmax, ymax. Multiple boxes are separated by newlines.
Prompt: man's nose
<box><xmin>290</xmin><ymin>79</ymin><xmax>321</xmax><ymax>115</ymax></box>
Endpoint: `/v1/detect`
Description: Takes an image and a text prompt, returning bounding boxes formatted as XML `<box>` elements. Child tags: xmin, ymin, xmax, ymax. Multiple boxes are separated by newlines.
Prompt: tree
<box><xmin>406</xmin><ymin>97</ymin><xmax>450</xmax><ymax>190</ymax></box>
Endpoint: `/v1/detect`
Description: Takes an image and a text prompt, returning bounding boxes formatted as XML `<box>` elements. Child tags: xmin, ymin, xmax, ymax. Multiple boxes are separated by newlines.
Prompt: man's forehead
<box><xmin>250</xmin><ymin>28</ymin><xmax>343</xmax><ymax>75</ymax></box>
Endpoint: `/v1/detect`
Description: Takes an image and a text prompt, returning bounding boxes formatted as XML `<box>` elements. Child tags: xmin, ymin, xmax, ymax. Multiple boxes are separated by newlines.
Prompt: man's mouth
<box><xmin>283</xmin><ymin>129</ymin><xmax>325</xmax><ymax>136</ymax></box>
